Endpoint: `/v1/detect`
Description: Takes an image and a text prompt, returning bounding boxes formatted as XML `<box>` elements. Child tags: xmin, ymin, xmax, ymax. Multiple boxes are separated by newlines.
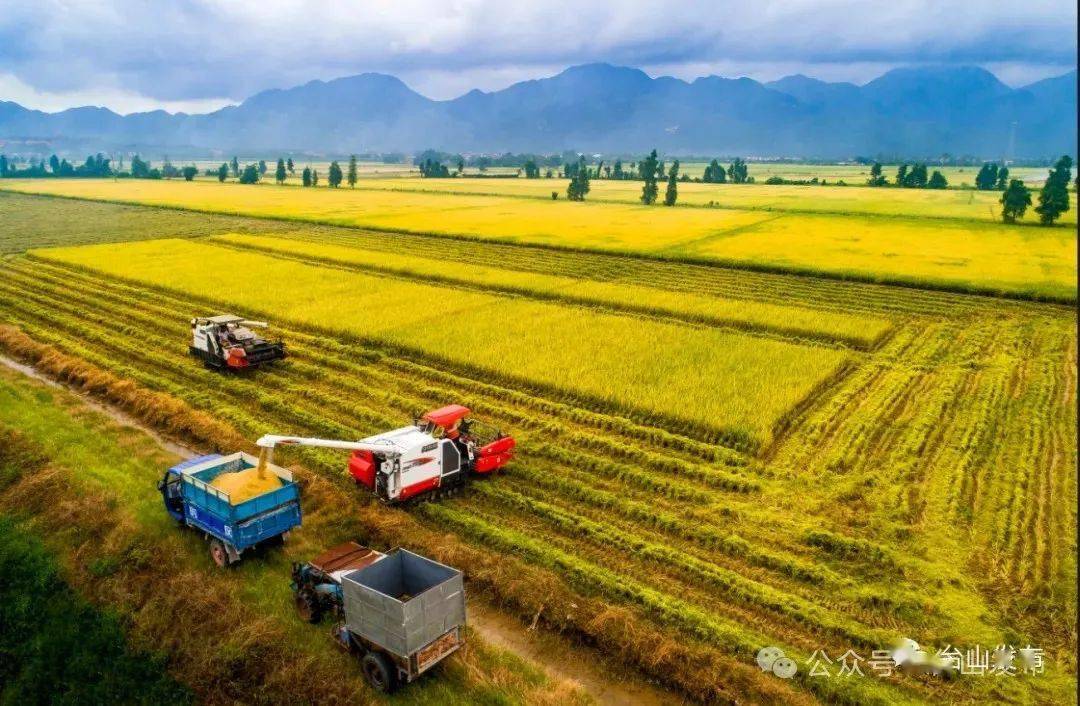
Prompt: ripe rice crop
<box><xmin>34</xmin><ymin>238</ymin><xmax>848</xmax><ymax>447</ymax></box>
<box><xmin>2</xmin><ymin>179</ymin><xmax>1074</xmax><ymax>300</ymax></box>
<box><xmin>211</xmin><ymin>232</ymin><xmax>892</xmax><ymax>348</ymax></box>
<box><xmin>0</xmin><ymin>194</ymin><xmax>1074</xmax><ymax>705</ymax></box>
<box><xmin>315</xmin><ymin>176</ymin><xmax>1079</xmax><ymax>223</ymax></box>
<box><xmin>0</xmin><ymin>245</ymin><xmax>1074</xmax><ymax>705</ymax></box>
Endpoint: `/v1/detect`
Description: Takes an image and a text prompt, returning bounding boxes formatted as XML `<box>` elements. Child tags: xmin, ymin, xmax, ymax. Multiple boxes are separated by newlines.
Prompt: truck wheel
<box><xmin>294</xmin><ymin>590</ymin><xmax>322</xmax><ymax>624</ymax></box>
<box><xmin>208</xmin><ymin>539</ymin><xmax>230</xmax><ymax>568</ymax></box>
<box><xmin>361</xmin><ymin>651</ymin><xmax>397</xmax><ymax>693</ymax></box>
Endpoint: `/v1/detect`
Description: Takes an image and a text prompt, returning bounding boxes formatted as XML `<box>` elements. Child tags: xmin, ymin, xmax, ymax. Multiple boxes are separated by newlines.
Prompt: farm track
<box><xmin>0</xmin><ymin>224</ymin><xmax>1075</xmax><ymax>705</ymax></box>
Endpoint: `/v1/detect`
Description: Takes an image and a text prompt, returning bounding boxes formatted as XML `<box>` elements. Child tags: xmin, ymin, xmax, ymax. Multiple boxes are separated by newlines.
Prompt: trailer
<box><xmin>159</xmin><ymin>453</ymin><xmax>302</xmax><ymax>567</ymax></box>
<box><xmin>295</xmin><ymin>547</ymin><xmax>465</xmax><ymax>693</ymax></box>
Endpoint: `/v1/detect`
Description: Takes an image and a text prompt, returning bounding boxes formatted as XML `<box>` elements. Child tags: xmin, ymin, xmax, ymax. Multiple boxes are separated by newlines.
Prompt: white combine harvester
<box><xmin>257</xmin><ymin>405</ymin><xmax>515</xmax><ymax>503</ymax></box>
<box><xmin>189</xmin><ymin>314</ymin><xmax>286</xmax><ymax>370</ymax></box>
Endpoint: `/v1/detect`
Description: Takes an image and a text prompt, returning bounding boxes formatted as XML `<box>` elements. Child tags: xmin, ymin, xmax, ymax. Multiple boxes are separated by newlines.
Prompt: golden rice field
<box><xmin>1</xmin><ymin>178</ymin><xmax>1074</xmax><ymax>300</ymax></box>
<box><xmin>309</xmin><ymin>175</ymin><xmax>1079</xmax><ymax>223</ymax></box>
<box><xmin>36</xmin><ymin>237</ymin><xmax>849</xmax><ymax>448</ymax></box>
<box><xmin>0</xmin><ymin>192</ymin><xmax>1075</xmax><ymax>706</ymax></box>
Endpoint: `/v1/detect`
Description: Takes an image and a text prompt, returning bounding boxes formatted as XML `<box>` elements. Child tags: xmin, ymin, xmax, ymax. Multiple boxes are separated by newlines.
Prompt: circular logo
<box><xmin>756</xmin><ymin>646</ymin><xmax>785</xmax><ymax>671</ymax></box>
<box><xmin>772</xmin><ymin>657</ymin><xmax>798</xmax><ymax>679</ymax></box>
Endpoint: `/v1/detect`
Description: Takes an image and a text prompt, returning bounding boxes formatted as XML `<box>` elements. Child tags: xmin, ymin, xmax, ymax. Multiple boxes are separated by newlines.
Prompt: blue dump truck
<box><xmin>159</xmin><ymin>452</ymin><xmax>302</xmax><ymax>567</ymax></box>
<box><xmin>292</xmin><ymin>543</ymin><xmax>465</xmax><ymax>693</ymax></box>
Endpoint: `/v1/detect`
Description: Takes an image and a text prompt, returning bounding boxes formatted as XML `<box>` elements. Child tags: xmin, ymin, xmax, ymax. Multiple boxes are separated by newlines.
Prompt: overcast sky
<box><xmin>0</xmin><ymin>1</ymin><xmax>1076</xmax><ymax>114</ymax></box>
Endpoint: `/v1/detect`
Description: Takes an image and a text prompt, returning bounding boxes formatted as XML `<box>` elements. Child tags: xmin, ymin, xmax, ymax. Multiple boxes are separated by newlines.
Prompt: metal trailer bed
<box><xmin>337</xmin><ymin>548</ymin><xmax>466</xmax><ymax>692</ymax></box>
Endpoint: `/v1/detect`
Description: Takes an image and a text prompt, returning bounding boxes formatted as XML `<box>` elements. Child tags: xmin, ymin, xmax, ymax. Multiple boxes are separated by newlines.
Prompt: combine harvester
<box><xmin>257</xmin><ymin>405</ymin><xmax>515</xmax><ymax>503</ymax></box>
<box><xmin>291</xmin><ymin>542</ymin><xmax>466</xmax><ymax>693</ymax></box>
<box><xmin>158</xmin><ymin>405</ymin><xmax>512</xmax><ymax>564</ymax></box>
<box><xmin>189</xmin><ymin>314</ymin><xmax>286</xmax><ymax>370</ymax></box>
<box><xmin>158</xmin><ymin>452</ymin><xmax>301</xmax><ymax>567</ymax></box>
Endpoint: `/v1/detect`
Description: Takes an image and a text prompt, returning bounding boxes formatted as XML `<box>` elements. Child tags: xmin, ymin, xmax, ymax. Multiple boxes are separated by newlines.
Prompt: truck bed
<box><xmin>177</xmin><ymin>452</ymin><xmax>301</xmax><ymax>550</ymax></box>
<box><xmin>340</xmin><ymin>549</ymin><xmax>465</xmax><ymax>662</ymax></box>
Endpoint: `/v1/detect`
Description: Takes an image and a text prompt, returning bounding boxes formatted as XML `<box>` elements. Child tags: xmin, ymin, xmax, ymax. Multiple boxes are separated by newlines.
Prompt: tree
<box><xmin>301</xmin><ymin>166</ymin><xmax>312</xmax><ymax>187</ymax></box>
<box><xmin>230</xmin><ymin>156</ymin><xmax>239</xmax><ymax>177</ymax></box>
<box><xmin>239</xmin><ymin>164</ymin><xmax>260</xmax><ymax>184</ymax></box>
<box><xmin>703</xmin><ymin>159</ymin><xmax>727</xmax><ymax>184</ymax></box>
<box><xmin>1034</xmin><ymin>155</ymin><xmax>1073</xmax><ymax>225</ymax></box>
<box><xmin>311</xmin><ymin>169</ymin><xmax>319</xmax><ymax>187</ymax></box>
<box><xmin>286</xmin><ymin>157</ymin><xmax>295</xmax><ymax>175</ymax></box>
<box><xmin>728</xmin><ymin>158</ymin><xmax>749</xmax><ymax>184</ymax></box>
<box><xmin>566</xmin><ymin>156</ymin><xmax>590</xmax><ymax>201</ymax></box>
<box><xmin>895</xmin><ymin>164</ymin><xmax>908</xmax><ymax>187</ymax></box>
<box><xmin>995</xmin><ymin>166</ymin><xmax>1009</xmax><ymax>190</ymax></box>
<box><xmin>523</xmin><ymin>159</ymin><xmax>539</xmax><ymax>178</ymax></box>
<box><xmin>49</xmin><ymin>154</ymin><xmax>60</xmax><ymax>174</ymax></box>
<box><xmin>975</xmin><ymin>162</ymin><xmax>999</xmax><ymax>190</ymax></box>
<box><xmin>347</xmin><ymin>155</ymin><xmax>358</xmax><ymax>187</ymax></box>
<box><xmin>275</xmin><ymin>158</ymin><xmax>287</xmax><ymax>185</ymax></box>
<box><xmin>612</xmin><ymin>160</ymin><xmax>623</xmax><ymax>179</ymax></box>
<box><xmin>182</xmin><ymin>165</ymin><xmax>198</xmax><ymax>181</ymax></box>
<box><xmin>130</xmin><ymin>155</ymin><xmax>151</xmax><ymax>178</ymax></box>
<box><xmin>217</xmin><ymin>163</ymin><xmax>228</xmax><ymax>182</ymax></box>
<box><xmin>327</xmin><ymin>161</ymin><xmax>342</xmax><ymax>187</ymax></box>
<box><xmin>927</xmin><ymin>170</ymin><xmax>948</xmax><ymax>189</ymax></box>
<box><xmin>257</xmin><ymin>160</ymin><xmax>267</xmax><ymax>176</ymax></box>
<box><xmin>1000</xmin><ymin>179</ymin><xmax>1032</xmax><ymax>223</ymax></box>
<box><xmin>664</xmin><ymin>160</ymin><xmax>679</xmax><ymax>206</ymax></box>
<box><xmin>0</xmin><ymin>154</ymin><xmax>7</xmax><ymax>176</ymax></box>
<box><xmin>456</xmin><ymin>158</ymin><xmax>464</xmax><ymax>174</ymax></box>
<box><xmin>867</xmin><ymin>162</ymin><xmax>887</xmax><ymax>186</ymax></box>
<box><xmin>639</xmin><ymin>150</ymin><xmax>659</xmax><ymax>205</ymax></box>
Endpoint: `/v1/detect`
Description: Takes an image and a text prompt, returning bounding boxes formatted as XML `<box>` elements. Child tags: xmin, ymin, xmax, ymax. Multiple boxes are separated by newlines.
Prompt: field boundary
<box><xmin>6</xmin><ymin>189</ymin><xmax>1075</xmax><ymax>304</ymax></box>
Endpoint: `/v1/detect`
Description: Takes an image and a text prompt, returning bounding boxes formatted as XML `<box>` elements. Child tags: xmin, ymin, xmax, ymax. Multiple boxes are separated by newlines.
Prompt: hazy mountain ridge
<box><xmin>0</xmin><ymin>63</ymin><xmax>1075</xmax><ymax>158</ymax></box>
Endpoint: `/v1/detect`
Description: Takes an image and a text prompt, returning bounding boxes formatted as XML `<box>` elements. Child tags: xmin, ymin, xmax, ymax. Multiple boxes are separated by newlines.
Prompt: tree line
<box><xmin>866</xmin><ymin>162</ymin><xmax>948</xmax><ymax>189</ymax></box>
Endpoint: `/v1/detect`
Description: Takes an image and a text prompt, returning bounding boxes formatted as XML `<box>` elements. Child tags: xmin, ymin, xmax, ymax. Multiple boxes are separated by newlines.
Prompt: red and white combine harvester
<box><xmin>256</xmin><ymin>405</ymin><xmax>514</xmax><ymax>503</ymax></box>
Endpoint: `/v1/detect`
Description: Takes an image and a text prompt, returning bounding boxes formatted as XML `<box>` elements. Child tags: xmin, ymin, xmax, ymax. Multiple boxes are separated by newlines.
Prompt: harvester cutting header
<box><xmin>257</xmin><ymin>405</ymin><xmax>515</xmax><ymax>503</ymax></box>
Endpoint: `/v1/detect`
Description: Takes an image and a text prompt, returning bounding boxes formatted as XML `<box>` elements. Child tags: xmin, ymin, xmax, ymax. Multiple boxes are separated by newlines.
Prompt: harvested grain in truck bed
<box><xmin>209</xmin><ymin>468</ymin><xmax>281</xmax><ymax>504</ymax></box>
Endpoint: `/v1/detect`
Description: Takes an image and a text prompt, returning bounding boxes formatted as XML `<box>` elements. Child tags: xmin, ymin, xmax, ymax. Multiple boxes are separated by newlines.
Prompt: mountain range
<box><xmin>0</xmin><ymin>63</ymin><xmax>1075</xmax><ymax>159</ymax></box>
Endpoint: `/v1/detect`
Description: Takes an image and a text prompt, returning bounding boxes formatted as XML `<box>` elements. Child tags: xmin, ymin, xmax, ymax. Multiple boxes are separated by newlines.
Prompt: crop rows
<box><xmin>36</xmin><ymin>239</ymin><xmax>856</xmax><ymax>451</ymax></box>
<box><xmin>1</xmin><ymin>251</ymin><xmax>1074</xmax><ymax>704</ymax></box>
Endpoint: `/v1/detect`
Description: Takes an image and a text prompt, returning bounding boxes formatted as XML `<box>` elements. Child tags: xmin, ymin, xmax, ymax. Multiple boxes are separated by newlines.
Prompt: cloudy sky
<box><xmin>0</xmin><ymin>1</ymin><xmax>1076</xmax><ymax>114</ymax></box>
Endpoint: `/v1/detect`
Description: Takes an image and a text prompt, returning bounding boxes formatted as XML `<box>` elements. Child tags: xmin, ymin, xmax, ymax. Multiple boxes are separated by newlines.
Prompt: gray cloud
<box><xmin>0</xmin><ymin>0</ymin><xmax>1075</xmax><ymax>112</ymax></box>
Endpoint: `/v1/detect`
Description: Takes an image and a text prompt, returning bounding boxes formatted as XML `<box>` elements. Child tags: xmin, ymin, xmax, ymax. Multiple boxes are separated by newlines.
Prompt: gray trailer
<box><xmin>333</xmin><ymin>549</ymin><xmax>465</xmax><ymax>692</ymax></box>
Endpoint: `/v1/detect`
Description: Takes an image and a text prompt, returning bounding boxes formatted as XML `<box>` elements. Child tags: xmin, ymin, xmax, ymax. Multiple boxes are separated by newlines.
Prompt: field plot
<box><xmin>321</xmin><ymin>176</ymin><xmax>1079</xmax><ymax>223</ymax></box>
<box><xmin>0</xmin><ymin>193</ymin><xmax>1074</xmax><ymax>706</ymax></box>
<box><xmin>35</xmin><ymin>237</ymin><xmax>849</xmax><ymax>448</ymax></box>
<box><xmin>1</xmin><ymin>179</ymin><xmax>1074</xmax><ymax>300</ymax></box>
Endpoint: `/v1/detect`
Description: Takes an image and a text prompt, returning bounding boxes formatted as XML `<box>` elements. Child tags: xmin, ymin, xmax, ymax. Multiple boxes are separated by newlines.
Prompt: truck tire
<box><xmin>294</xmin><ymin>590</ymin><xmax>322</xmax><ymax>624</ymax></box>
<box><xmin>361</xmin><ymin>651</ymin><xmax>397</xmax><ymax>694</ymax></box>
<box><xmin>209</xmin><ymin>539</ymin><xmax>230</xmax><ymax>568</ymax></box>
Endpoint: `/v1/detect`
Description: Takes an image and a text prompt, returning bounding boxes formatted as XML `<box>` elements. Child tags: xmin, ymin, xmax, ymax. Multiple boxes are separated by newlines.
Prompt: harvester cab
<box><xmin>189</xmin><ymin>314</ymin><xmax>286</xmax><ymax>370</ymax></box>
<box><xmin>256</xmin><ymin>405</ymin><xmax>514</xmax><ymax>504</ymax></box>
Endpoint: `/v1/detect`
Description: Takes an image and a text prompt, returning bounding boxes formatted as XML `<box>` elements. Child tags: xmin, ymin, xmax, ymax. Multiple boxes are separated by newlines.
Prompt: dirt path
<box><xmin>469</xmin><ymin>603</ymin><xmax>680</xmax><ymax>706</ymax></box>
<box><xmin>0</xmin><ymin>353</ymin><xmax>679</xmax><ymax>706</ymax></box>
